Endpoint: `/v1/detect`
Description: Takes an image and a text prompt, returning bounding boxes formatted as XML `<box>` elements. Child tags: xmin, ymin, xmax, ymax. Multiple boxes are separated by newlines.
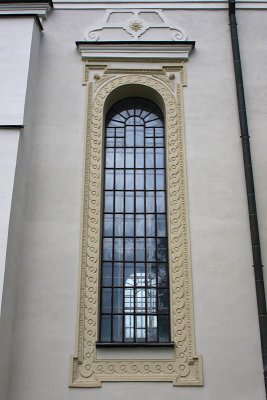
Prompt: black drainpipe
<box><xmin>228</xmin><ymin>0</ymin><xmax>267</xmax><ymax>395</ymax></box>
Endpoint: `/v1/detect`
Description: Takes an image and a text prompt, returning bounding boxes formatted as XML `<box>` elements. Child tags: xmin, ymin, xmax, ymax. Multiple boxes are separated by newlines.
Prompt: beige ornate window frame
<box><xmin>70</xmin><ymin>42</ymin><xmax>203</xmax><ymax>388</ymax></box>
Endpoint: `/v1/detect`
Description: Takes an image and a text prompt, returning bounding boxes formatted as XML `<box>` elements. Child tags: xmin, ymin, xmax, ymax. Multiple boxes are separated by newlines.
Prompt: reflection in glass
<box><xmin>101</xmin><ymin>98</ymin><xmax>170</xmax><ymax>343</ymax></box>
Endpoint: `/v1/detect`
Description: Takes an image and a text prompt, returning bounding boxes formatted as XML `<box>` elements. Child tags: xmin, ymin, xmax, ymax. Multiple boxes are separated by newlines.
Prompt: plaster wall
<box><xmin>0</xmin><ymin>18</ymin><xmax>35</xmax><ymax>125</ymax></box>
<box><xmin>4</xmin><ymin>7</ymin><xmax>266</xmax><ymax>400</ymax></box>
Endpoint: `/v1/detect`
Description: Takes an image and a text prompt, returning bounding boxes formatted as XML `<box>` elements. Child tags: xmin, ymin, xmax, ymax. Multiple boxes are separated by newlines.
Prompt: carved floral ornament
<box><xmin>70</xmin><ymin>64</ymin><xmax>203</xmax><ymax>387</ymax></box>
<box><xmin>84</xmin><ymin>9</ymin><xmax>187</xmax><ymax>41</ymax></box>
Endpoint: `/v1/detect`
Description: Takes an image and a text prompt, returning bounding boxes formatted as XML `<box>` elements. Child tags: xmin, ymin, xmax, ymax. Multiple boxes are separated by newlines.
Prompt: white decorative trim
<box><xmin>0</xmin><ymin>3</ymin><xmax>51</xmax><ymax>17</ymax></box>
<box><xmin>77</xmin><ymin>43</ymin><xmax>194</xmax><ymax>61</ymax></box>
<box><xmin>84</xmin><ymin>9</ymin><xmax>187</xmax><ymax>42</ymax></box>
<box><xmin>53</xmin><ymin>1</ymin><xmax>267</xmax><ymax>11</ymax></box>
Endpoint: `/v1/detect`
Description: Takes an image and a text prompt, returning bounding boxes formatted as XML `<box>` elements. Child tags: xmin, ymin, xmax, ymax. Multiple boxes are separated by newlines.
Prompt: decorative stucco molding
<box><xmin>70</xmin><ymin>58</ymin><xmax>203</xmax><ymax>387</ymax></box>
<box><xmin>84</xmin><ymin>9</ymin><xmax>187</xmax><ymax>41</ymax></box>
<box><xmin>0</xmin><ymin>2</ymin><xmax>51</xmax><ymax>17</ymax></box>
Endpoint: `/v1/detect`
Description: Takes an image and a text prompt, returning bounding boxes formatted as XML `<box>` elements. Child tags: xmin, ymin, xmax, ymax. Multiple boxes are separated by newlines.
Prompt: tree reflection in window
<box><xmin>100</xmin><ymin>98</ymin><xmax>170</xmax><ymax>343</ymax></box>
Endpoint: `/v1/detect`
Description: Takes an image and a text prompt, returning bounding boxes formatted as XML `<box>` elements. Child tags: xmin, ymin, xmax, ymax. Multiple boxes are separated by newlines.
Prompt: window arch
<box><xmin>100</xmin><ymin>97</ymin><xmax>170</xmax><ymax>343</ymax></box>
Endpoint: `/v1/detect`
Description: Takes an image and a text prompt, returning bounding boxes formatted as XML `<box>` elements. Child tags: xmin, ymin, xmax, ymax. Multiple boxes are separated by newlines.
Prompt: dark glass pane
<box><xmin>101</xmin><ymin>262</ymin><xmax>112</xmax><ymax>286</ymax></box>
<box><xmin>114</xmin><ymin>238</ymin><xmax>123</xmax><ymax>261</ymax></box>
<box><xmin>125</xmin><ymin>214</ymin><xmax>134</xmax><ymax>236</ymax></box>
<box><xmin>136</xmin><ymin>238</ymin><xmax>145</xmax><ymax>261</ymax></box>
<box><xmin>157</xmin><ymin>264</ymin><xmax>168</xmax><ymax>287</ymax></box>
<box><xmin>147</xmin><ymin>315</ymin><xmax>157</xmax><ymax>342</ymax></box>
<box><xmin>125</xmin><ymin>238</ymin><xmax>134</xmax><ymax>261</ymax></box>
<box><xmin>101</xmin><ymin>315</ymin><xmax>111</xmax><ymax>342</ymax></box>
<box><xmin>158</xmin><ymin>315</ymin><xmax>170</xmax><ymax>342</ymax></box>
<box><xmin>147</xmin><ymin>263</ymin><xmax>157</xmax><ymax>287</ymax></box>
<box><xmin>157</xmin><ymin>214</ymin><xmax>167</xmax><ymax>237</ymax></box>
<box><xmin>146</xmin><ymin>238</ymin><xmax>156</xmax><ymax>262</ymax></box>
<box><xmin>113</xmin><ymin>288</ymin><xmax>123</xmax><ymax>313</ymax></box>
<box><xmin>158</xmin><ymin>289</ymin><xmax>169</xmax><ymax>313</ymax></box>
<box><xmin>156</xmin><ymin>238</ymin><xmax>168</xmax><ymax>262</ymax></box>
<box><xmin>146</xmin><ymin>214</ymin><xmax>155</xmax><ymax>236</ymax></box>
<box><xmin>113</xmin><ymin>315</ymin><xmax>123</xmax><ymax>342</ymax></box>
<box><xmin>136</xmin><ymin>214</ymin><xmax>145</xmax><ymax>237</ymax></box>
<box><xmin>113</xmin><ymin>262</ymin><xmax>123</xmax><ymax>286</ymax></box>
<box><xmin>101</xmin><ymin>288</ymin><xmax>112</xmax><ymax>313</ymax></box>
<box><xmin>103</xmin><ymin>238</ymin><xmax>112</xmax><ymax>260</ymax></box>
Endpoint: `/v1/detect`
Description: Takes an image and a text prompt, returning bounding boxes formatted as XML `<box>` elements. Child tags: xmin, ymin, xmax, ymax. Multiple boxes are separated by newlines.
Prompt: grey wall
<box><xmin>4</xmin><ymin>8</ymin><xmax>266</xmax><ymax>400</ymax></box>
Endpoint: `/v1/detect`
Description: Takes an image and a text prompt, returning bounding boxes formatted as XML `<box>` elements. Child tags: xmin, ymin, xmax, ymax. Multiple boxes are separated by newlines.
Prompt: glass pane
<box><xmin>136</xmin><ymin>238</ymin><xmax>145</xmax><ymax>261</ymax></box>
<box><xmin>158</xmin><ymin>289</ymin><xmax>169</xmax><ymax>313</ymax></box>
<box><xmin>157</xmin><ymin>214</ymin><xmax>167</xmax><ymax>237</ymax></box>
<box><xmin>146</xmin><ymin>170</ymin><xmax>154</xmax><ymax>190</ymax></box>
<box><xmin>103</xmin><ymin>238</ymin><xmax>112</xmax><ymax>261</ymax></box>
<box><xmin>105</xmin><ymin>170</ymin><xmax>114</xmax><ymax>190</ymax></box>
<box><xmin>125</xmin><ymin>289</ymin><xmax>134</xmax><ymax>314</ymax></box>
<box><xmin>156</xmin><ymin>238</ymin><xmax>168</xmax><ymax>262</ymax></box>
<box><xmin>114</xmin><ymin>238</ymin><xmax>123</xmax><ymax>261</ymax></box>
<box><xmin>114</xmin><ymin>214</ymin><xmax>123</xmax><ymax>236</ymax></box>
<box><xmin>145</xmin><ymin>148</ymin><xmax>154</xmax><ymax>168</ymax></box>
<box><xmin>101</xmin><ymin>262</ymin><xmax>112</xmax><ymax>286</ymax></box>
<box><xmin>113</xmin><ymin>288</ymin><xmax>123</xmax><ymax>313</ymax></box>
<box><xmin>125</xmin><ymin>170</ymin><xmax>134</xmax><ymax>190</ymax></box>
<box><xmin>136</xmin><ymin>192</ymin><xmax>144</xmax><ymax>212</ymax></box>
<box><xmin>113</xmin><ymin>262</ymin><xmax>123</xmax><ymax>286</ymax></box>
<box><xmin>104</xmin><ymin>192</ymin><xmax>113</xmax><ymax>212</ymax></box>
<box><xmin>135</xmin><ymin>288</ymin><xmax>146</xmax><ymax>313</ymax></box>
<box><xmin>124</xmin><ymin>315</ymin><xmax>134</xmax><ymax>340</ymax></box>
<box><xmin>136</xmin><ymin>214</ymin><xmax>145</xmax><ymax>237</ymax></box>
<box><xmin>115</xmin><ymin>170</ymin><xmax>124</xmax><ymax>190</ymax></box>
<box><xmin>125</xmin><ymin>192</ymin><xmax>134</xmax><ymax>213</ymax></box>
<box><xmin>136</xmin><ymin>126</ymin><xmax>144</xmax><ymax>146</ymax></box>
<box><xmin>136</xmin><ymin>264</ymin><xmax>145</xmax><ymax>286</ymax></box>
<box><xmin>146</xmin><ymin>238</ymin><xmax>156</xmax><ymax>262</ymax></box>
<box><xmin>136</xmin><ymin>148</ymin><xmax>144</xmax><ymax>168</ymax></box>
<box><xmin>156</xmin><ymin>147</ymin><xmax>164</xmax><ymax>168</ymax></box>
<box><xmin>101</xmin><ymin>315</ymin><xmax>111</xmax><ymax>342</ymax></box>
<box><xmin>147</xmin><ymin>315</ymin><xmax>157</xmax><ymax>342</ymax></box>
<box><xmin>125</xmin><ymin>238</ymin><xmax>134</xmax><ymax>261</ymax></box>
<box><xmin>158</xmin><ymin>315</ymin><xmax>170</xmax><ymax>342</ymax></box>
<box><xmin>147</xmin><ymin>289</ymin><xmax>157</xmax><ymax>313</ymax></box>
<box><xmin>147</xmin><ymin>263</ymin><xmax>157</xmax><ymax>287</ymax></box>
<box><xmin>135</xmin><ymin>170</ymin><xmax>144</xmax><ymax>190</ymax></box>
<box><xmin>125</xmin><ymin>263</ymin><xmax>134</xmax><ymax>285</ymax></box>
<box><xmin>125</xmin><ymin>148</ymin><xmax>134</xmax><ymax>168</ymax></box>
<box><xmin>156</xmin><ymin>192</ymin><xmax>165</xmax><ymax>212</ymax></box>
<box><xmin>146</xmin><ymin>191</ymin><xmax>155</xmax><ymax>212</ymax></box>
<box><xmin>103</xmin><ymin>214</ymin><xmax>113</xmax><ymax>236</ymax></box>
<box><xmin>115</xmin><ymin>192</ymin><xmax>124</xmax><ymax>212</ymax></box>
<box><xmin>115</xmin><ymin>148</ymin><xmax>124</xmax><ymax>168</ymax></box>
<box><xmin>101</xmin><ymin>288</ymin><xmax>112</xmax><ymax>313</ymax></box>
<box><xmin>125</xmin><ymin>214</ymin><xmax>134</xmax><ymax>236</ymax></box>
<box><xmin>113</xmin><ymin>315</ymin><xmax>123</xmax><ymax>342</ymax></box>
<box><xmin>135</xmin><ymin>315</ymin><xmax>146</xmax><ymax>340</ymax></box>
<box><xmin>126</xmin><ymin>126</ymin><xmax>134</xmax><ymax>147</ymax></box>
<box><xmin>156</xmin><ymin>169</ymin><xmax>165</xmax><ymax>190</ymax></box>
<box><xmin>158</xmin><ymin>264</ymin><xmax>168</xmax><ymax>287</ymax></box>
<box><xmin>105</xmin><ymin>148</ymin><xmax>114</xmax><ymax>168</ymax></box>
<box><xmin>146</xmin><ymin>214</ymin><xmax>155</xmax><ymax>236</ymax></box>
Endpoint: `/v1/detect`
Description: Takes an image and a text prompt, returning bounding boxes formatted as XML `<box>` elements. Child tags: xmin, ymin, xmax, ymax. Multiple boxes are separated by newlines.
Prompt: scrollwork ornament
<box><xmin>71</xmin><ymin>72</ymin><xmax>202</xmax><ymax>387</ymax></box>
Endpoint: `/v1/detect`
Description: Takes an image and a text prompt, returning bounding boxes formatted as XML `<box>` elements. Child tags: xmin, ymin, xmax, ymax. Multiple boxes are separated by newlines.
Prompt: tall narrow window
<box><xmin>100</xmin><ymin>97</ymin><xmax>170</xmax><ymax>343</ymax></box>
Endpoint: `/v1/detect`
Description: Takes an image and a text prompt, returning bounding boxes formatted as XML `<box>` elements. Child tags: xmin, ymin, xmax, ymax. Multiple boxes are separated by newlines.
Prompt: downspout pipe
<box><xmin>228</xmin><ymin>0</ymin><xmax>267</xmax><ymax>395</ymax></box>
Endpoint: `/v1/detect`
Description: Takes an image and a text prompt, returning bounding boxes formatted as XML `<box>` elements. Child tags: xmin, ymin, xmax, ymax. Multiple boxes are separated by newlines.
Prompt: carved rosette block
<box><xmin>70</xmin><ymin>68</ymin><xmax>203</xmax><ymax>388</ymax></box>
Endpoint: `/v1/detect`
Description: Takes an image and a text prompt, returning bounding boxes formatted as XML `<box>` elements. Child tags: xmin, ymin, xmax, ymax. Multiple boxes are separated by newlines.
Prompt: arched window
<box><xmin>100</xmin><ymin>97</ymin><xmax>170</xmax><ymax>343</ymax></box>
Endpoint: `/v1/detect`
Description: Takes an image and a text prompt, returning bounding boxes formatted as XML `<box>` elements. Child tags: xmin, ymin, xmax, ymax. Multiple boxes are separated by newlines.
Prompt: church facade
<box><xmin>0</xmin><ymin>1</ymin><xmax>267</xmax><ymax>399</ymax></box>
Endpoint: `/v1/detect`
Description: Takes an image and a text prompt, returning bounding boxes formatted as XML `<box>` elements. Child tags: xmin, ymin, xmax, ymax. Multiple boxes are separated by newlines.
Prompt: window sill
<box><xmin>96</xmin><ymin>342</ymin><xmax>175</xmax><ymax>348</ymax></box>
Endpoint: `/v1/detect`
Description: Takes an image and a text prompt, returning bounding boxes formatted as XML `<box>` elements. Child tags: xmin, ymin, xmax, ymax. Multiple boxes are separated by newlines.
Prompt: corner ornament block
<box><xmin>71</xmin><ymin>39</ymin><xmax>202</xmax><ymax>388</ymax></box>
